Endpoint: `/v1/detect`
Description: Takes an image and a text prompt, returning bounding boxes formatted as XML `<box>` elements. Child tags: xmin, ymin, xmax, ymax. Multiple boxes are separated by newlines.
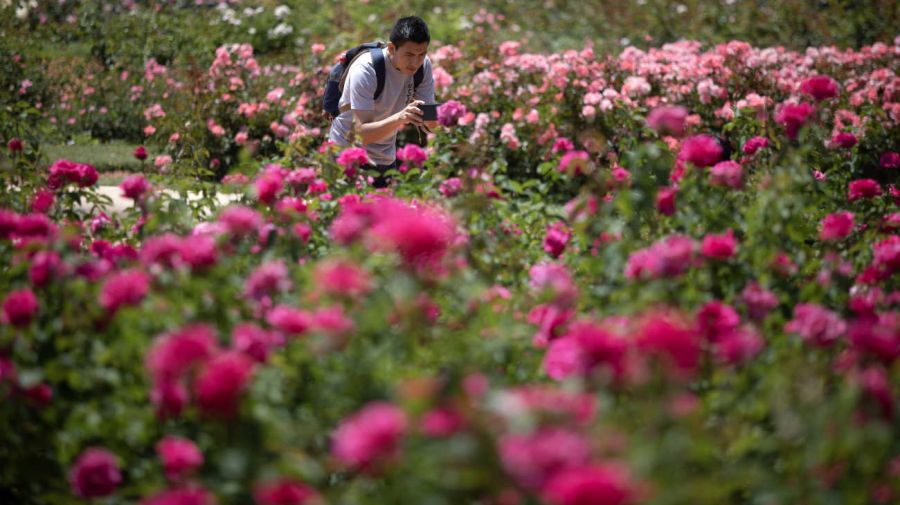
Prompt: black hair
<box><xmin>390</xmin><ymin>16</ymin><xmax>430</xmax><ymax>47</ymax></box>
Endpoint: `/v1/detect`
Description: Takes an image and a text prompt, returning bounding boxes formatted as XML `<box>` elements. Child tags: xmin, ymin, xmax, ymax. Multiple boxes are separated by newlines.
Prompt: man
<box><xmin>328</xmin><ymin>16</ymin><xmax>438</xmax><ymax>186</ymax></box>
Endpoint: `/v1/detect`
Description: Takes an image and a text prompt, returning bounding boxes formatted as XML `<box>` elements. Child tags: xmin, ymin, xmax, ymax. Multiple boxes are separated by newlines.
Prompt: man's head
<box><xmin>387</xmin><ymin>16</ymin><xmax>430</xmax><ymax>77</ymax></box>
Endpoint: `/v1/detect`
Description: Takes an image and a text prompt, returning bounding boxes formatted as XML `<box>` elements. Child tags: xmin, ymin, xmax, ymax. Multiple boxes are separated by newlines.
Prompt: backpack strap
<box><xmin>369</xmin><ymin>47</ymin><xmax>386</xmax><ymax>101</ymax></box>
<box><xmin>413</xmin><ymin>65</ymin><xmax>425</xmax><ymax>91</ymax></box>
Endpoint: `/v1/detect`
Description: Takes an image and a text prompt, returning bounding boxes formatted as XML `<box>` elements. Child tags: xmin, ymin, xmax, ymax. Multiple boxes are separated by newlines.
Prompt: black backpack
<box><xmin>322</xmin><ymin>42</ymin><xmax>425</xmax><ymax>118</ymax></box>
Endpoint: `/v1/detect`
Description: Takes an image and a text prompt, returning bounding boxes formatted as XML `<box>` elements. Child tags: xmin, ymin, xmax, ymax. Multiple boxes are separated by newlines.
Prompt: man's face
<box><xmin>388</xmin><ymin>41</ymin><xmax>428</xmax><ymax>76</ymax></box>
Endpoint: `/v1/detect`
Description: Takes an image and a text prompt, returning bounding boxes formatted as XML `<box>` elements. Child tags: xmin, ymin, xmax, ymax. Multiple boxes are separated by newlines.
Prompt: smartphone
<box><xmin>420</xmin><ymin>103</ymin><xmax>441</xmax><ymax>121</ymax></box>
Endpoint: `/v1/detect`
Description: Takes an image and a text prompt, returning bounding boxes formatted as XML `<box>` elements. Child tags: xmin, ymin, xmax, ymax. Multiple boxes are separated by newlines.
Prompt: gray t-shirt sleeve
<box><xmin>414</xmin><ymin>57</ymin><xmax>436</xmax><ymax>103</ymax></box>
<box><xmin>346</xmin><ymin>57</ymin><xmax>377</xmax><ymax>111</ymax></box>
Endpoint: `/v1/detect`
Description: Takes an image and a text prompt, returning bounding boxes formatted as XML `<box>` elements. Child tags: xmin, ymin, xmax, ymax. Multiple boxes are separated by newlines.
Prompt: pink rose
<box><xmin>775</xmin><ymin>102</ymin><xmax>815</xmax><ymax>140</ymax></box>
<box><xmin>529</xmin><ymin>262</ymin><xmax>578</xmax><ymax>305</ymax></box>
<box><xmin>543</xmin><ymin>222</ymin><xmax>570</xmax><ymax>258</ymax></box>
<box><xmin>232</xmin><ymin>323</ymin><xmax>276</xmax><ymax>363</ymax></box>
<box><xmin>194</xmin><ymin>352</ymin><xmax>254</xmax><ymax>418</ymax></box>
<box><xmin>701</xmin><ymin>229</ymin><xmax>738</xmax><ymax>260</ymax></box>
<box><xmin>367</xmin><ymin>198</ymin><xmax>456</xmax><ymax>269</ymax></box>
<box><xmin>30</xmin><ymin>189</ymin><xmax>55</xmax><ymax>214</ymax></box>
<box><xmin>740</xmin><ymin>282</ymin><xmax>779</xmax><ymax>320</ymax></box>
<box><xmin>312</xmin><ymin>259</ymin><xmax>372</xmax><ymax>299</ymax></box>
<box><xmin>267</xmin><ymin>305</ymin><xmax>313</xmax><ymax>336</ymax></box>
<box><xmin>678</xmin><ymin>134</ymin><xmax>722</xmax><ymax>168</ymax></box>
<box><xmin>218</xmin><ymin>205</ymin><xmax>263</xmax><ymax>237</ymax></box>
<box><xmin>800</xmin><ymin>75</ymin><xmax>839</xmax><ymax>101</ymax></box>
<box><xmin>244</xmin><ymin>260</ymin><xmax>291</xmax><ymax>302</ymax></box>
<box><xmin>848</xmin><ymin>179</ymin><xmax>881</xmax><ymax>202</ymax></box>
<box><xmin>437</xmin><ymin>100</ymin><xmax>467</xmax><ymax>127</ymax></box>
<box><xmin>151</xmin><ymin>379</ymin><xmax>188</xmax><ymax>418</ymax></box>
<box><xmin>3</xmin><ymin>288</ymin><xmax>39</xmax><ymax>327</ymax></box>
<box><xmin>880</xmin><ymin>151</ymin><xmax>899</xmax><ymax>170</ymax></box>
<box><xmin>541</xmin><ymin>464</ymin><xmax>635</xmax><ymax>505</ymax></box>
<box><xmin>100</xmin><ymin>269</ymin><xmax>151</xmax><ymax>313</ymax></box>
<box><xmin>146</xmin><ymin>324</ymin><xmax>219</xmax><ymax>380</ymax></box>
<box><xmin>396</xmin><ymin>144</ymin><xmax>428</xmax><ymax>167</ymax></box>
<box><xmin>29</xmin><ymin>250</ymin><xmax>62</xmax><ymax>288</ymax></box>
<box><xmin>134</xmin><ymin>145</ymin><xmax>148</xmax><ymax>160</ymax></box>
<box><xmin>178</xmin><ymin>235</ymin><xmax>218</xmax><ymax>270</ymax></box>
<box><xmin>141</xmin><ymin>486</ymin><xmax>214</xmax><ymax>505</ymax></box>
<box><xmin>255</xmin><ymin>165</ymin><xmax>285</xmax><ymax>204</ymax></box>
<box><xmin>785</xmin><ymin>303</ymin><xmax>846</xmax><ymax>347</ymax></box>
<box><xmin>819</xmin><ymin>211</ymin><xmax>854</xmax><ymax>241</ymax></box>
<box><xmin>742</xmin><ymin>136</ymin><xmax>769</xmax><ymax>156</ymax></box>
<box><xmin>646</xmin><ymin>105</ymin><xmax>688</xmax><ymax>137</ymax></box>
<box><xmin>120</xmin><ymin>174</ymin><xmax>151</xmax><ymax>200</ymax></box>
<box><xmin>636</xmin><ymin>311</ymin><xmax>701</xmax><ymax>376</ymax></box>
<box><xmin>254</xmin><ymin>478</ymin><xmax>320</xmax><ymax>505</ymax></box>
<box><xmin>559</xmin><ymin>150</ymin><xmax>590</xmax><ymax>175</ymax></box>
<box><xmin>655</xmin><ymin>186</ymin><xmax>676</xmax><ymax>216</ymax></box>
<box><xmin>15</xmin><ymin>213</ymin><xmax>55</xmax><ymax>239</ymax></box>
<box><xmin>696</xmin><ymin>300</ymin><xmax>740</xmax><ymax>342</ymax></box>
<box><xmin>156</xmin><ymin>436</ymin><xmax>203</xmax><ymax>481</ymax></box>
<box><xmin>709</xmin><ymin>160</ymin><xmax>743</xmax><ymax>188</ymax></box>
<box><xmin>848</xmin><ymin>313</ymin><xmax>900</xmax><ymax>363</ymax></box>
<box><xmin>715</xmin><ymin>326</ymin><xmax>765</xmax><ymax>365</ymax></box>
<box><xmin>335</xmin><ymin>147</ymin><xmax>369</xmax><ymax>179</ymax></box>
<box><xmin>830</xmin><ymin>132</ymin><xmax>857</xmax><ymax>149</ymax></box>
<box><xmin>332</xmin><ymin>401</ymin><xmax>408</xmax><ymax>470</ymax></box>
<box><xmin>499</xmin><ymin>428</ymin><xmax>591</xmax><ymax>489</ymax></box>
<box><xmin>421</xmin><ymin>407</ymin><xmax>464</xmax><ymax>438</ymax></box>
<box><xmin>551</xmin><ymin>137</ymin><xmax>574</xmax><ymax>154</ymax></box>
<box><xmin>69</xmin><ymin>448</ymin><xmax>122</xmax><ymax>499</ymax></box>
<box><xmin>439</xmin><ymin>177</ymin><xmax>462</xmax><ymax>197</ymax></box>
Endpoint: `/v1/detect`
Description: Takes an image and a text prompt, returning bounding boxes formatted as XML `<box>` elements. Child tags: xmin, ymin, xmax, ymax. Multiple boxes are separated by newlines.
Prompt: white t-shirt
<box><xmin>328</xmin><ymin>47</ymin><xmax>435</xmax><ymax>166</ymax></box>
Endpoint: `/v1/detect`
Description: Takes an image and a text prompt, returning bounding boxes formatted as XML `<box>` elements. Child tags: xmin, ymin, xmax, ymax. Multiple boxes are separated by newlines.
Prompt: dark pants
<box><xmin>370</xmin><ymin>161</ymin><xmax>397</xmax><ymax>189</ymax></box>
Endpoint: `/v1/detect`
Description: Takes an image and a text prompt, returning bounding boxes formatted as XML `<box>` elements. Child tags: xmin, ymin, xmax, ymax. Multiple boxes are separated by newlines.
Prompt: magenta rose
<box><xmin>880</xmin><ymin>151</ymin><xmax>899</xmax><ymax>170</ymax></box>
<box><xmin>655</xmin><ymin>186</ymin><xmax>676</xmax><ymax>216</ymax></box>
<box><xmin>646</xmin><ymin>105</ymin><xmax>688</xmax><ymax>137</ymax></box>
<box><xmin>218</xmin><ymin>205</ymin><xmax>263</xmax><ymax>238</ymax></box>
<box><xmin>775</xmin><ymin>102</ymin><xmax>815</xmax><ymax>140</ymax></box>
<box><xmin>541</xmin><ymin>464</ymin><xmax>635</xmax><ymax>505</ymax></box>
<box><xmin>120</xmin><ymin>174</ymin><xmax>151</xmax><ymax>200</ymax></box>
<box><xmin>332</xmin><ymin>401</ymin><xmax>408</xmax><ymax>470</ymax></box>
<box><xmin>701</xmin><ymin>230</ymin><xmax>738</xmax><ymax>259</ymax></box>
<box><xmin>194</xmin><ymin>352</ymin><xmax>254</xmax><ymax>418</ymax></box>
<box><xmin>99</xmin><ymin>269</ymin><xmax>151</xmax><ymax>313</ymax></box>
<box><xmin>799</xmin><ymin>75</ymin><xmax>839</xmax><ymax>101</ymax></box>
<box><xmin>156</xmin><ymin>436</ymin><xmax>203</xmax><ymax>481</ymax></box>
<box><xmin>679</xmin><ymin>134</ymin><xmax>723</xmax><ymax>168</ymax></box>
<box><xmin>254</xmin><ymin>478</ymin><xmax>320</xmax><ymax>505</ymax></box>
<box><xmin>819</xmin><ymin>211</ymin><xmax>854</xmax><ymax>241</ymax></box>
<box><xmin>3</xmin><ymin>288</ymin><xmax>39</xmax><ymax>327</ymax></box>
<box><xmin>69</xmin><ymin>448</ymin><xmax>122</xmax><ymax>499</ymax></box>
<box><xmin>848</xmin><ymin>179</ymin><xmax>881</xmax><ymax>202</ymax></box>
<box><xmin>742</xmin><ymin>136</ymin><xmax>769</xmax><ymax>156</ymax></box>
<box><xmin>709</xmin><ymin>160</ymin><xmax>743</xmax><ymax>188</ymax></box>
<box><xmin>785</xmin><ymin>303</ymin><xmax>846</xmax><ymax>347</ymax></box>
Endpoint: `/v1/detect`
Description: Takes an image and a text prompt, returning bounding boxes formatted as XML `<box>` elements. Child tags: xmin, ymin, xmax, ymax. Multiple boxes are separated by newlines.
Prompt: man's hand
<box><xmin>394</xmin><ymin>100</ymin><xmax>425</xmax><ymax>127</ymax></box>
<box><xmin>352</xmin><ymin>100</ymin><xmax>427</xmax><ymax>145</ymax></box>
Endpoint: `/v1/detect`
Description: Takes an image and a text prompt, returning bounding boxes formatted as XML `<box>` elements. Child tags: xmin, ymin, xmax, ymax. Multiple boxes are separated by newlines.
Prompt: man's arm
<box><xmin>353</xmin><ymin>101</ymin><xmax>424</xmax><ymax>145</ymax></box>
